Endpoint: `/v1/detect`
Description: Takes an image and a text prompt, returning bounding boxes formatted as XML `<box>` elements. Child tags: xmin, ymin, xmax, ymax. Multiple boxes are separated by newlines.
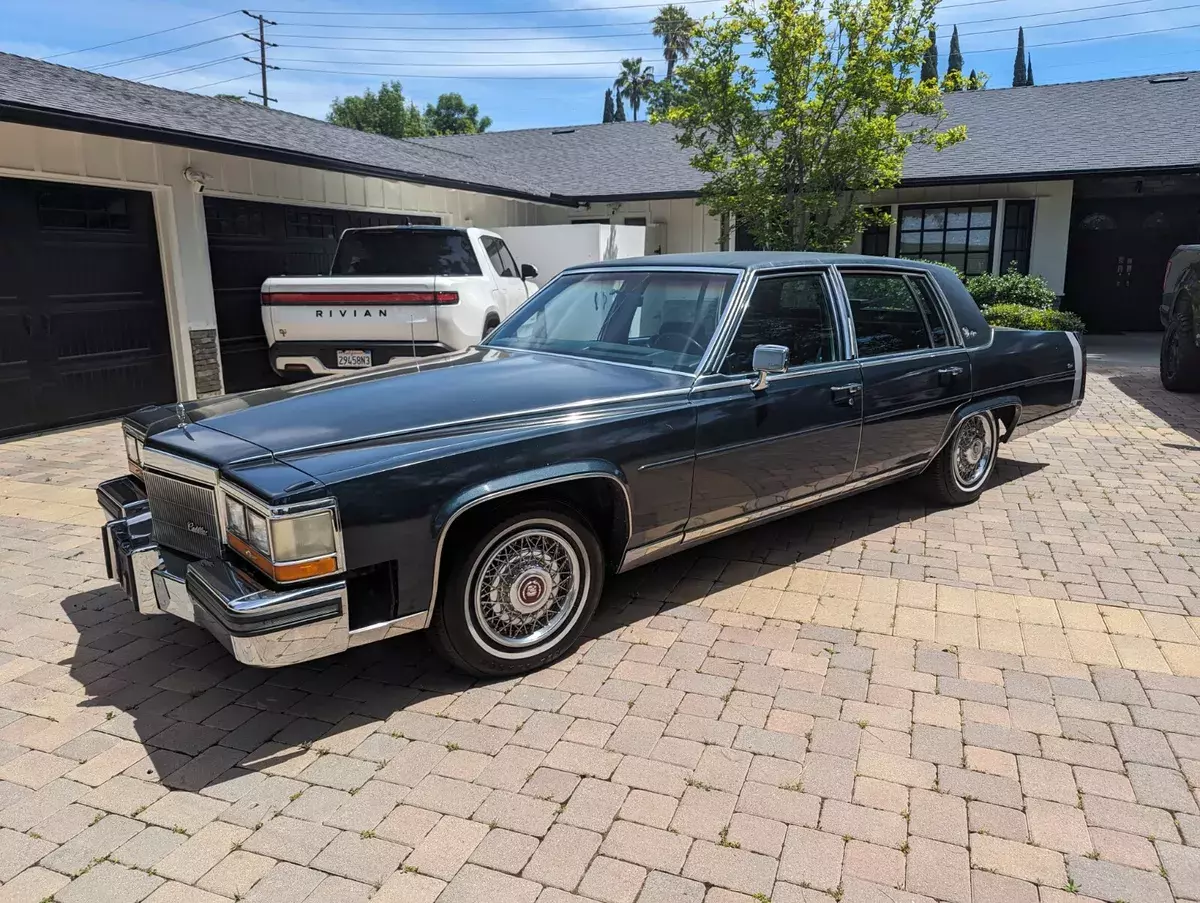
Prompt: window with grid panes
<box><xmin>861</xmin><ymin>213</ymin><xmax>891</xmax><ymax>257</ymax></box>
<box><xmin>999</xmin><ymin>200</ymin><xmax>1035</xmax><ymax>274</ymax></box>
<box><xmin>897</xmin><ymin>203</ymin><xmax>996</xmax><ymax>275</ymax></box>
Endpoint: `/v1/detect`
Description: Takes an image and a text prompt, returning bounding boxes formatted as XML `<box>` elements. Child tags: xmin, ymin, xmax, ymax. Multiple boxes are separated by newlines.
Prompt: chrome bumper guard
<box><xmin>98</xmin><ymin>476</ymin><xmax>350</xmax><ymax>667</ymax></box>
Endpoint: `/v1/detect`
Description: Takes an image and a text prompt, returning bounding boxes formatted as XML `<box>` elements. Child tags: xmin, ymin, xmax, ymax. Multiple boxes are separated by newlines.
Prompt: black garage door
<box><xmin>0</xmin><ymin>178</ymin><xmax>174</xmax><ymax>438</ymax></box>
<box><xmin>204</xmin><ymin>197</ymin><xmax>440</xmax><ymax>393</ymax></box>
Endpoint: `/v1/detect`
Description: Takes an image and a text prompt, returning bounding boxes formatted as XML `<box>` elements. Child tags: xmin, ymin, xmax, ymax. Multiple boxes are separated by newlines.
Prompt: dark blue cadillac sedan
<box><xmin>98</xmin><ymin>253</ymin><xmax>1084</xmax><ymax>676</ymax></box>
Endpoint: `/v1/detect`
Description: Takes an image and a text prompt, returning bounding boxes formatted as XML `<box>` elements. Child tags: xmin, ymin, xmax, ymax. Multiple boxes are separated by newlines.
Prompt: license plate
<box><xmin>336</xmin><ymin>350</ymin><xmax>372</xmax><ymax>368</ymax></box>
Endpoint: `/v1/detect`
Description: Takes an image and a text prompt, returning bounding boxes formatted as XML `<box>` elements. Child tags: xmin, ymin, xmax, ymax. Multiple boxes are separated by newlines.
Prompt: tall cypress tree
<box><xmin>1013</xmin><ymin>27</ymin><xmax>1027</xmax><ymax>86</ymax></box>
<box><xmin>603</xmin><ymin>88</ymin><xmax>615</xmax><ymax>123</ymax></box>
<box><xmin>614</xmin><ymin>93</ymin><xmax>627</xmax><ymax>122</ymax></box>
<box><xmin>947</xmin><ymin>26</ymin><xmax>963</xmax><ymax>77</ymax></box>
<box><xmin>920</xmin><ymin>26</ymin><xmax>939</xmax><ymax>83</ymax></box>
<box><xmin>1026</xmin><ymin>54</ymin><xmax>1034</xmax><ymax>86</ymax></box>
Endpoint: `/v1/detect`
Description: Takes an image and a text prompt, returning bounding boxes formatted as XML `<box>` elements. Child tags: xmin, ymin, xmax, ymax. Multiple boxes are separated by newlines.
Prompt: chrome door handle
<box><xmin>938</xmin><ymin>365</ymin><xmax>964</xmax><ymax>386</ymax></box>
<box><xmin>831</xmin><ymin>383</ymin><xmax>861</xmax><ymax>406</ymax></box>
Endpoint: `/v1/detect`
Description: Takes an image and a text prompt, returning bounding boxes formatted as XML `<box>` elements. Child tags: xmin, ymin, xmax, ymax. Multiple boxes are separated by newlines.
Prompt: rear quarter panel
<box><xmin>971</xmin><ymin>328</ymin><xmax>1081</xmax><ymax>424</ymax></box>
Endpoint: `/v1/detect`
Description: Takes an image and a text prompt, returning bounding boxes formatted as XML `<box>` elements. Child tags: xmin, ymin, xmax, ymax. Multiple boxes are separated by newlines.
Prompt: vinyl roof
<box><xmin>1</xmin><ymin>51</ymin><xmax>1197</xmax><ymax>205</ymax></box>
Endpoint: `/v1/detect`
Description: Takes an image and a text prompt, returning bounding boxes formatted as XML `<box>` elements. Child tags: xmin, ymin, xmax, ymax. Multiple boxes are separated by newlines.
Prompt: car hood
<box><xmin>135</xmin><ymin>348</ymin><xmax>692</xmax><ymax>460</ymax></box>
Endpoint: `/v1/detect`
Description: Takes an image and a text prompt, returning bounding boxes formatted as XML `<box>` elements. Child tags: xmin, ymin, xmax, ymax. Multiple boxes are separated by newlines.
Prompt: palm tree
<box><xmin>614</xmin><ymin>58</ymin><xmax>655</xmax><ymax>121</ymax></box>
<box><xmin>652</xmin><ymin>4</ymin><xmax>696</xmax><ymax>80</ymax></box>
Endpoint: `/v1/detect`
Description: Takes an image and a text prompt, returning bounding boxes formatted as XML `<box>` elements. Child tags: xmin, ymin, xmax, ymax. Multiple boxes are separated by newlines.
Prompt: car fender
<box><xmin>432</xmin><ymin>459</ymin><xmax>633</xmax><ymax>539</ymax></box>
<box><xmin>930</xmin><ymin>394</ymin><xmax>1024</xmax><ymax>462</ymax></box>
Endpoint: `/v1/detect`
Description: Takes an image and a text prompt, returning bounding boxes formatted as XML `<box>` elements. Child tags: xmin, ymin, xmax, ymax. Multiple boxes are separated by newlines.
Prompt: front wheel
<box><xmin>429</xmin><ymin>505</ymin><xmax>604</xmax><ymax>676</ymax></box>
<box><xmin>924</xmin><ymin>410</ymin><xmax>999</xmax><ymax>505</ymax></box>
<box><xmin>1161</xmin><ymin>309</ymin><xmax>1200</xmax><ymax>392</ymax></box>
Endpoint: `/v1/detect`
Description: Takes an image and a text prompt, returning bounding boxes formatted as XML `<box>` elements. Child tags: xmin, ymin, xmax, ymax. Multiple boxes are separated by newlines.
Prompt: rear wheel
<box><xmin>924</xmin><ymin>410</ymin><xmax>999</xmax><ymax>505</ymax></box>
<box><xmin>482</xmin><ymin>315</ymin><xmax>501</xmax><ymax>340</ymax></box>
<box><xmin>429</xmin><ymin>504</ymin><xmax>604</xmax><ymax>676</ymax></box>
<box><xmin>1161</xmin><ymin>309</ymin><xmax>1200</xmax><ymax>392</ymax></box>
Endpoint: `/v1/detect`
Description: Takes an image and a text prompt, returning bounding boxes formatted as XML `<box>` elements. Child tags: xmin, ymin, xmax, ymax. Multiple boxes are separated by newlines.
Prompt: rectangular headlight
<box><xmin>124</xmin><ymin>433</ymin><xmax>143</xmax><ymax>476</ymax></box>
<box><xmin>224</xmin><ymin>496</ymin><xmax>246</xmax><ymax>539</ymax></box>
<box><xmin>246</xmin><ymin>511</ymin><xmax>270</xmax><ymax>555</ymax></box>
<box><xmin>270</xmin><ymin>512</ymin><xmax>336</xmax><ymax>562</ymax></box>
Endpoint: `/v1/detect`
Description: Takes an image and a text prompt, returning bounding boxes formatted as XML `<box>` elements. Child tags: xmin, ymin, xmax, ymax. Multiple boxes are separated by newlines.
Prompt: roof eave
<box><xmin>0</xmin><ymin>100</ymin><xmax>578</xmax><ymax>208</ymax></box>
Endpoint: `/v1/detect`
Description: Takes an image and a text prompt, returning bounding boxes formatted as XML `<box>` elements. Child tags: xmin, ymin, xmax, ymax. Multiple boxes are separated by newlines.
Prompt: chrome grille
<box><xmin>144</xmin><ymin>470</ymin><xmax>222</xmax><ymax>560</ymax></box>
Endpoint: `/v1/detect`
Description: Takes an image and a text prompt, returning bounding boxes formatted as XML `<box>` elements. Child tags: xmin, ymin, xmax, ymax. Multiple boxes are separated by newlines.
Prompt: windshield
<box><xmin>331</xmin><ymin>230</ymin><xmax>482</xmax><ymax>277</ymax></box>
<box><xmin>484</xmin><ymin>269</ymin><xmax>739</xmax><ymax>373</ymax></box>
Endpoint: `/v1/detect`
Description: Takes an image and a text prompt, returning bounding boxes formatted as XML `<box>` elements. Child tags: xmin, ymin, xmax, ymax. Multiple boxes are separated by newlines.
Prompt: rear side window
<box><xmin>331</xmin><ymin>230</ymin><xmax>482</xmax><ymax>276</ymax></box>
<box><xmin>482</xmin><ymin>236</ymin><xmax>519</xmax><ymax>278</ymax></box>
<box><xmin>841</xmin><ymin>271</ymin><xmax>950</xmax><ymax>357</ymax></box>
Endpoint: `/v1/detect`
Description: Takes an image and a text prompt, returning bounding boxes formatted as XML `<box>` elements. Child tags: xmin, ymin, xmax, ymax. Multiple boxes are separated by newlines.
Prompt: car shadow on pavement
<box><xmin>1108</xmin><ymin>372</ymin><xmax>1200</xmax><ymax>446</ymax></box>
<box><xmin>55</xmin><ymin>453</ymin><xmax>1042</xmax><ymax>803</ymax></box>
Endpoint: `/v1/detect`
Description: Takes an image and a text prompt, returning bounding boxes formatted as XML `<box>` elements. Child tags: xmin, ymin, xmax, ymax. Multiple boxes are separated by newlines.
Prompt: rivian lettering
<box><xmin>313</xmin><ymin>309</ymin><xmax>388</xmax><ymax>318</ymax></box>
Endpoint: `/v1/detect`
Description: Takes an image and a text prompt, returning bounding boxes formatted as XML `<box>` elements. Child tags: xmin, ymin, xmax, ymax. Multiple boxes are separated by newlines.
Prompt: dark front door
<box><xmin>203</xmin><ymin>198</ymin><xmax>440</xmax><ymax>393</ymax></box>
<box><xmin>688</xmin><ymin>269</ymin><xmax>862</xmax><ymax>535</ymax></box>
<box><xmin>0</xmin><ymin>178</ymin><xmax>174</xmax><ymax>438</ymax></box>
<box><xmin>840</xmin><ymin>268</ymin><xmax>971</xmax><ymax>478</ymax></box>
<box><xmin>1065</xmin><ymin>196</ymin><xmax>1200</xmax><ymax>332</ymax></box>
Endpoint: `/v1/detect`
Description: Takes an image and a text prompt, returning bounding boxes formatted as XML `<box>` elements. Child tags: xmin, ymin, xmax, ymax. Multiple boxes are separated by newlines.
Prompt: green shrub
<box><xmin>983</xmin><ymin>302</ymin><xmax>1085</xmax><ymax>332</ymax></box>
<box><xmin>966</xmin><ymin>268</ymin><xmax>1057</xmax><ymax>309</ymax></box>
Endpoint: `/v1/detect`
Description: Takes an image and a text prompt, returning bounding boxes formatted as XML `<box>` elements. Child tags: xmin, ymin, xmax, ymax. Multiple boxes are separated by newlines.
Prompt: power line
<box><xmin>945</xmin><ymin>0</ymin><xmax>1180</xmax><ymax>27</ymax></box>
<box><xmin>965</xmin><ymin>19</ymin><xmax>1200</xmax><ymax>52</ymax></box>
<box><xmin>88</xmin><ymin>34</ymin><xmax>242</xmax><ymax>71</ymax></box>
<box><xmin>188</xmin><ymin>73</ymin><xmax>256</xmax><ymax>91</ymax></box>
<box><xmin>259</xmin><ymin>0</ymin><xmax>720</xmax><ymax>15</ymax></box>
<box><xmin>274</xmin><ymin>43</ymin><xmax>667</xmax><ymax>54</ymax></box>
<box><xmin>139</xmin><ymin>54</ymin><xmax>247</xmax><ymax>81</ymax></box>
<box><xmin>276</xmin><ymin>65</ymin><xmax>619</xmax><ymax>79</ymax></box>
<box><xmin>274</xmin><ymin>30</ymin><xmax>654</xmax><ymax>42</ymax></box>
<box><xmin>43</xmin><ymin>10</ymin><xmax>240</xmax><ymax>60</ymax></box>
<box><xmin>274</xmin><ymin>57</ymin><xmax>639</xmax><ymax>67</ymax></box>
<box><xmin>958</xmin><ymin>2</ymin><xmax>1200</xmax><ymax>37</ymax></box>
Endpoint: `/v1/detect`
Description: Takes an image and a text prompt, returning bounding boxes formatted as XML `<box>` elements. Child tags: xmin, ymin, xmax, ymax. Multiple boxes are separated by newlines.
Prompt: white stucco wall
<box><xmin>555</xmin><ymin>198</ymin><xmax>726</xmax><ymax>255</ymax></box>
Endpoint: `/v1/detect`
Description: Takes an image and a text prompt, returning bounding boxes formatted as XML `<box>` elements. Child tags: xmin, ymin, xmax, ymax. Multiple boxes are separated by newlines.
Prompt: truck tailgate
<box><xmin>261</xmin><ymin>276</ymin><xmax>445</xmax><ymax>345</ymax></box>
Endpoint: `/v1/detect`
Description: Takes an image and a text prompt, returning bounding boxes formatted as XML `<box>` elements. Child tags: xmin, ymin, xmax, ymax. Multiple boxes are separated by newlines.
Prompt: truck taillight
<box><xmin>263</xmin><ymin>291</ymin><xmax>460</xmax><ymax>304</ymax></box>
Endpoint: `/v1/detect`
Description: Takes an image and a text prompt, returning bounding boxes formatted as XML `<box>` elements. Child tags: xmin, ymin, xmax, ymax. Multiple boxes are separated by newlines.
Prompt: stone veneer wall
<box><xmin>189</xmin><ymin>329</ymin><xmax>223</xmax><ymax>398</ymax></box>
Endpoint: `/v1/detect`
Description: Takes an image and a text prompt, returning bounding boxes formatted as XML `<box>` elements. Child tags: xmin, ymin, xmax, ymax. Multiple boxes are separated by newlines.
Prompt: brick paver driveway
<box><xmin>3</xmin><ymin>342</ymin><xmax>1200</xmax><ymax>903</ymax></box>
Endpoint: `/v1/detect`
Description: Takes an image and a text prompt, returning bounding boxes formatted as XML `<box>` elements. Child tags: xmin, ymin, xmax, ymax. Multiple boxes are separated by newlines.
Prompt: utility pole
<box><xmin>242</xmin><ymin>10</ymin><xmax>278</xmax><ymax>107</ymax></box>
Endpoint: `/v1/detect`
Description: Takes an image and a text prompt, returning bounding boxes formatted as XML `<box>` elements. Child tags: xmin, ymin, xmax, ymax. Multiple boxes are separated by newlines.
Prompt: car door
<box><xmin>839</xmin><ymin>267</ymin><xmax>972</xmax><ymax>479</ymax></box>
<box><xmin>481</xmin><ymin>236</ymin><xmax>530</xmax><ymax>316</ymax></box>
<box><xmin>687</xmin><ymin>269</ymin><xmax>863</xmax><ymax>537</ymax></box>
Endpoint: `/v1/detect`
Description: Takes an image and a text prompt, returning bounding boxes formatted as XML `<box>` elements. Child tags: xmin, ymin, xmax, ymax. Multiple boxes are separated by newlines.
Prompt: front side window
<box><xmin>897</xmin><ymin>203</ymin><xmax>995</xmax><ymax>275</ymax></box>
<box><xmin>331</xmin><ymin>229</ymin><xmax>482</xmax><ymax>276</ymax></box>
<box><xmin>843</xmin><ymin>272</ymin><xmax>946</xmax><ymax>357</ymax></box>
<box><xmin>495</xmin><ymin>240</ymin><xmax>520</xmax><ymax>278</ymax></box>
<box><xmin>485</xmin><ymin>269</ymin><xmax>739</xmax><ymax>373</ymax></box>
<box><xmin>722</xmin><ymin>273</ymin><xmax>838</xmax><ymax>374</ymax></box>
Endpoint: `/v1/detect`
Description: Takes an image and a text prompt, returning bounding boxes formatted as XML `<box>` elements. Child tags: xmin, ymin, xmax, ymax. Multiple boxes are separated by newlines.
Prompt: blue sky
<box><xmin>4</xmin><ymin>0</ymin><xmax>1199</xmax><ymax>131</ymax></box>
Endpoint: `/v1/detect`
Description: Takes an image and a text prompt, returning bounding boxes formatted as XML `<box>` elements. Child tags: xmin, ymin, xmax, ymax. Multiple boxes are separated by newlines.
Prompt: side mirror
<box><xmin>750</xmin><ymin>343</ymin><xmax>789</xmax><ymax>390</ymax></box>
<box><xmin>520</xmin><ymin>263</ymin><xmax>539</xmax><ymax>280</ymax></box>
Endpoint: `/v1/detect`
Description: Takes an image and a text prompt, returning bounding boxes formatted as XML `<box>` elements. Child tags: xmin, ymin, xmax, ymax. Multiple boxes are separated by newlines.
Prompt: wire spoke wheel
<box><xmin>470</xmin><ymin>526</ymin><xmax>586</xmax><ymax>651</ymax></box>
<box><xmin>952</xmin><ymin>413</ymin><xmax>996</xmax><ymax>492</ymax></box>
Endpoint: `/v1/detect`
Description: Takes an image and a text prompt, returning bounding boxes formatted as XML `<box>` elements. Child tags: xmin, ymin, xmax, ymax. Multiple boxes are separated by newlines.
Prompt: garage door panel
<box><xmin>0</xmin><ymin>177</ymin><xmax>174</xmax><ymax>437</ymax></box>
<box><xmin>204</xmin><ymin>196</ymin><xmax>439</xmax><ymax>393</ymax></box>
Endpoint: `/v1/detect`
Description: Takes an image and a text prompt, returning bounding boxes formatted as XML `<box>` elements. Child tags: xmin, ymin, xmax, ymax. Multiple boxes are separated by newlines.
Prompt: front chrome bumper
<box><xmin>98</xmin><ymin>476</ymin><xmax>351</xmax><ymax>668</ymax></box>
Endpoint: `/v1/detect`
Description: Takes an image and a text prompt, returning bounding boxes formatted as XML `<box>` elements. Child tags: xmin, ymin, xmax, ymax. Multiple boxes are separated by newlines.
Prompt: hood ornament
<box><xmin>176</xmin><ymin>402</ymin><xmax>190</xmax><ymax>431</ymax></box>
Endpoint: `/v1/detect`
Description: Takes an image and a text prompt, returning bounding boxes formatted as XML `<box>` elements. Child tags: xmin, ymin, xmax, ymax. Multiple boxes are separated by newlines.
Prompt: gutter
<box><xmin>0</xmin><ymin>101</ymin><xmax>579</xmax><ymax>209</ymax></box>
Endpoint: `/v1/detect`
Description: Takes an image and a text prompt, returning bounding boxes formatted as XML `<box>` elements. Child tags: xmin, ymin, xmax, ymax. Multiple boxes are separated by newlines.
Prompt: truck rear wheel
<box><xmin>1161</xmin><ymin>309</ymin><xmax>1200</xmax><ymax>392</ymax></box>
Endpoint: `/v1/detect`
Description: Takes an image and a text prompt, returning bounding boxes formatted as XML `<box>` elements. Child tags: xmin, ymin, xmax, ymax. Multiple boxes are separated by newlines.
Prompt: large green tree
<box><xmin>652</xmin><ymin>4</ymin><xmax>698</xmax><ymax>80</ymax></box>
<box><xmin>947</xmin><ymin>25</ymin><xmax>963</xmax><ymax>80</ymax></box>
<box><xmin>603</xmin><ymin>88</ymin><xmax>616</xmax><ymax>123</ymax></box>
<box><xmin>614</xmin><ymin>92</ymin><xmax>628</xmax><ymax>121</ymax></box>
<box><xmin>660</xmin><ymin>0</ymin><xmax>966</xmax><ymax>251</ymax></box>
<box><xmin>424</xmin><ymin>92</ymin><xmax>492</xmax><ymax>135</ymax></box>
<box><xmin>614</xmin><ymin>57</ymin><xmax>655</xmax><ymax>121</ymax></box>
<box><xmin>328</xmin><ymin>81</ymin><xmax>427</xmax><ymax>138</ymax></box>
<box><xmin>920</xmin><ymin>26</ymin><xmax>938</xmax><ymax>83</ymax></box>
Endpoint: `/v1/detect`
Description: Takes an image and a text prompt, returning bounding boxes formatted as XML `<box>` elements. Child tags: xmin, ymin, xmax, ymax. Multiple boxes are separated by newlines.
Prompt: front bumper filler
<box><xmin>98</xmin><ymin>476</ymin><xmax>350</xmax><ymax>667</ymax></box>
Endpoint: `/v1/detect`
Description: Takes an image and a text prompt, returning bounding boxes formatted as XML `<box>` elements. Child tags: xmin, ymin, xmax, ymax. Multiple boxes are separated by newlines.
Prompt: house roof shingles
<box><xmin>0</xmin><ymin>51</ymin><xmax>1197</xmax><ymax>204</ymax></box>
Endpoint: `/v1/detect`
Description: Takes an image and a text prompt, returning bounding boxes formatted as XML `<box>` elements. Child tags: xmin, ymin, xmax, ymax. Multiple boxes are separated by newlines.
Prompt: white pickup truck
<box><xmin>260</xmin><ymin>225</ymin><xmax>539</xmax><ymax>377</ymax></box>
